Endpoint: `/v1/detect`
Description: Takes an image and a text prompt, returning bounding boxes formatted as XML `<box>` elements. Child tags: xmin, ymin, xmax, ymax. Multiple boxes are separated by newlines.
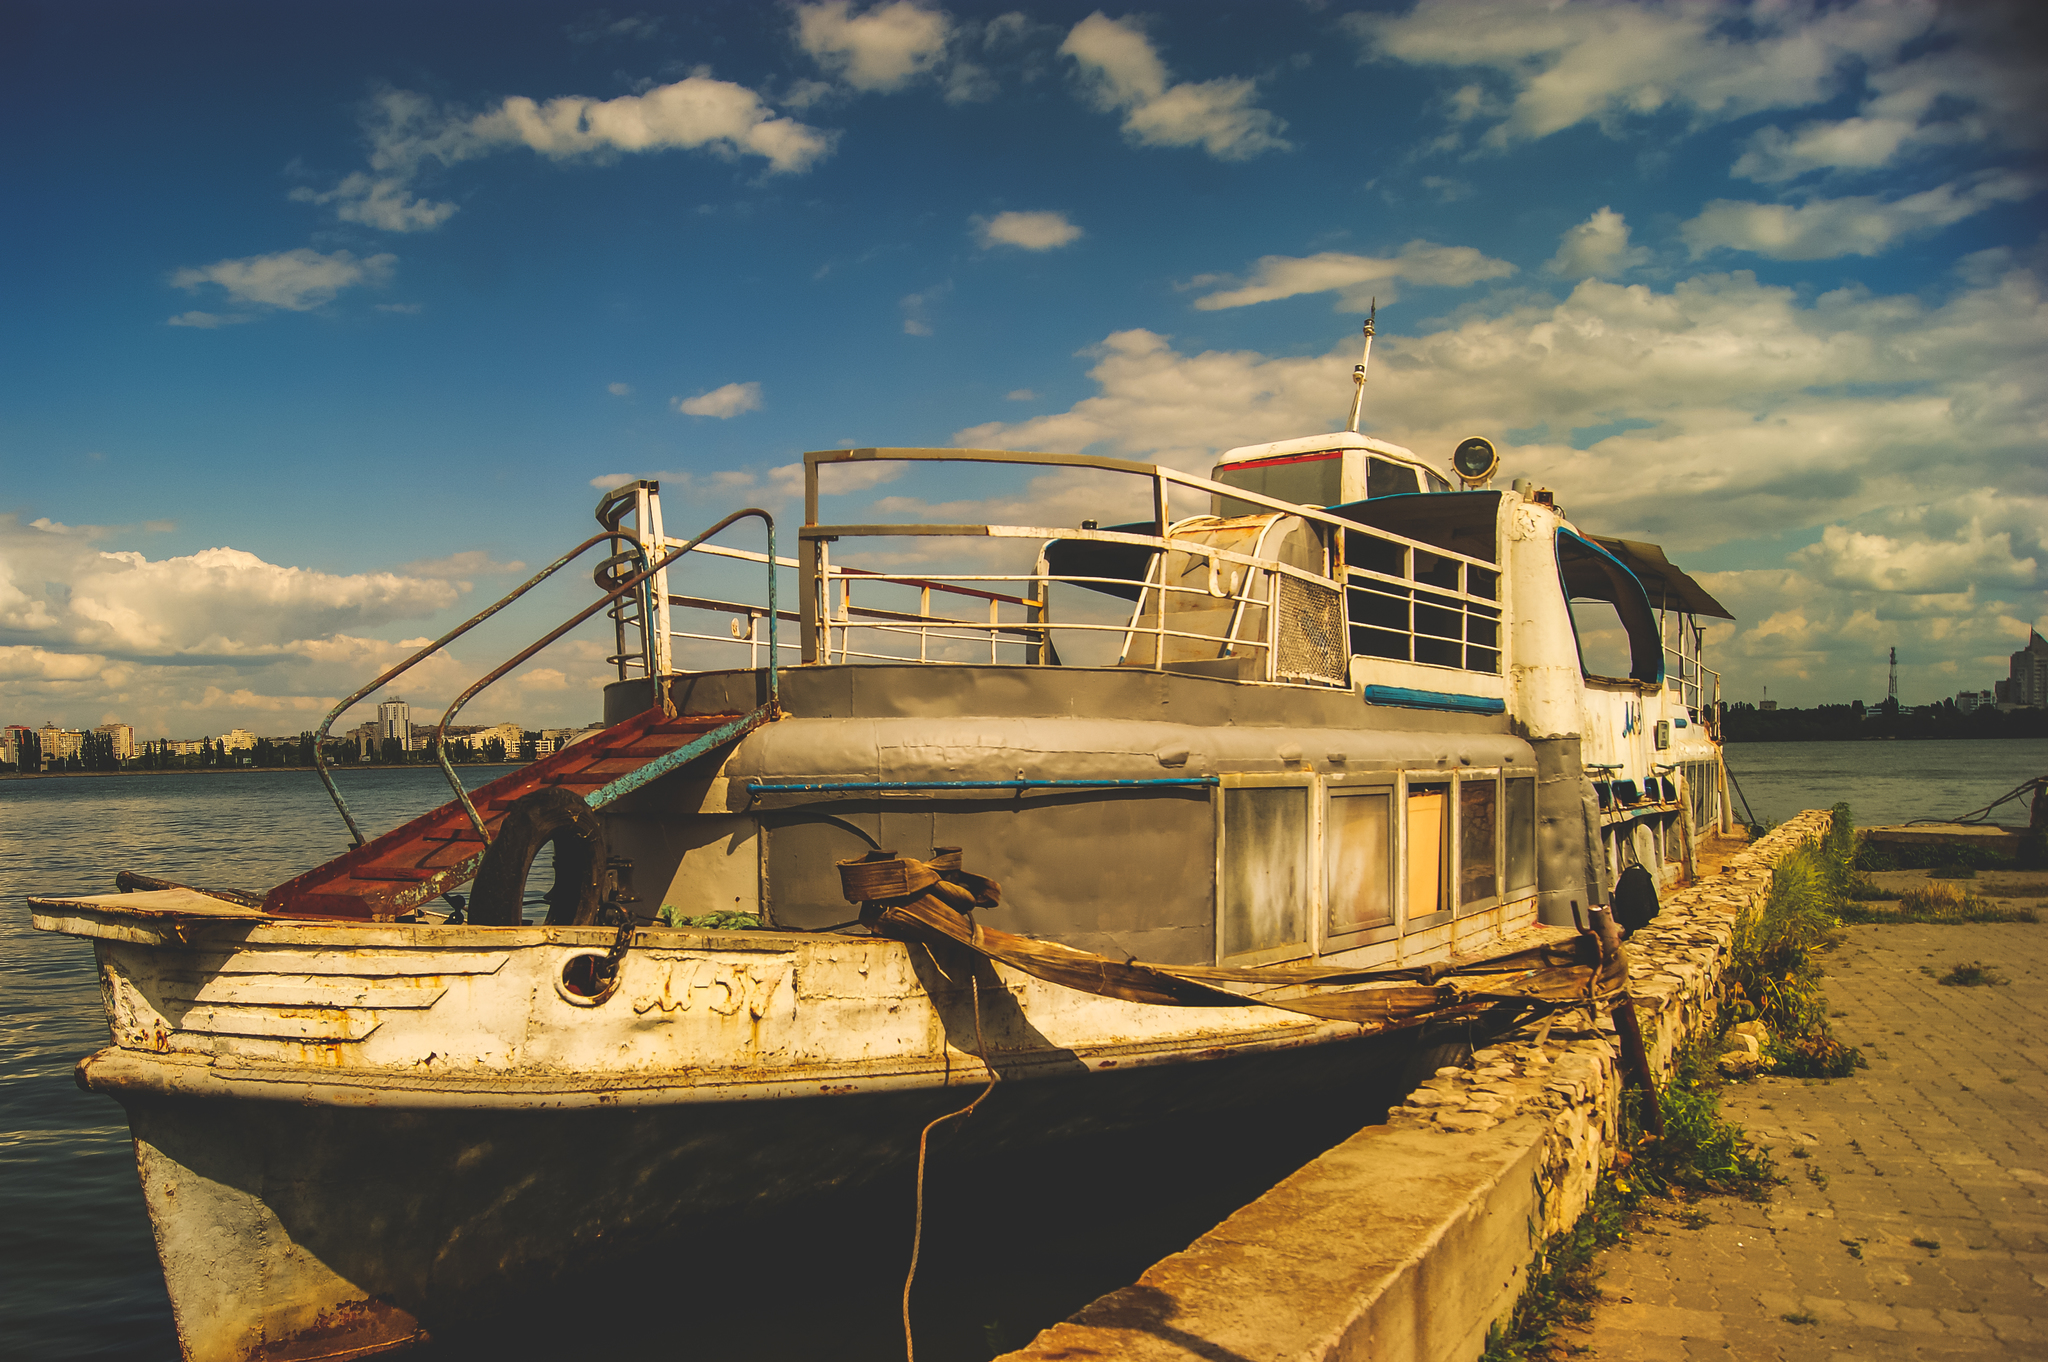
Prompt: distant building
<box><xmin>377</xmin><ymin>697</ymin><xmax>412</xmax><ymax>752</ymax></box>
<box><xmin>1758</xmin><ymin>699</ymin><xmax>1777</xmax><ymax>711</ymax></box>
<box><xmin>220</xmin><ymin>727</ymin><xmax>256</xmax><ymax>752</ymax></box>
<box><xmin>41</xmin><ymin>724</ymin><xmax>83</xmax><ymax>760</ymax></box>
<box><xmin>165</xmin><ymin>738</ymin><xmax>206</xmax><ymax>756</ymax></box>
<box><xmin>2010</xmin><ymin>631</ymin><xmax>2048</xmax><ymax>708</ymax></box>
<box><xmin>3</xmin><ymin>724</ymin><xmax>32</xmax><ymax>768</ymax></box>
<box><xmin>465</xmin><ymin>722</ymin><xmax>523</xmax><ymax>753</ymax></box>
<box><xmin>94</xmin><ymin>722</ymin><xmax>134</xmax><ymax>760</ymax></box>
<box><xmin>1956</xmin><ymin>690</ymin><xmax>1996</xmax><ymax>713</ymax></box>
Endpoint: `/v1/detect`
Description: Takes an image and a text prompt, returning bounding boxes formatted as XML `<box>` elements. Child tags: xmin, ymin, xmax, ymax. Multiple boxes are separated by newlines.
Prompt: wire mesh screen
<box><xmin>1274</xmin><ymin>575</ymin><xmax>1348</xmax><ymax>686</ymax></box>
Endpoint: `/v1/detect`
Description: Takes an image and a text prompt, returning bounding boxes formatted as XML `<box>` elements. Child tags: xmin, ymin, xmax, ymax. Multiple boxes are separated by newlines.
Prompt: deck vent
<box><xmin>1274</xmin><ymin>576</ymin><xmax>1347</xmax><ymax>686</ymax></box>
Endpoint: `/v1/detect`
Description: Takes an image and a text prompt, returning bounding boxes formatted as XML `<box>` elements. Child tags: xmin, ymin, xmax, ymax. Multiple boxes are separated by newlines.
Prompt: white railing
<box><xmin>624</xmin><ymin>447</ymin><xmax>1509</xmax><ymax>690</ymax></box>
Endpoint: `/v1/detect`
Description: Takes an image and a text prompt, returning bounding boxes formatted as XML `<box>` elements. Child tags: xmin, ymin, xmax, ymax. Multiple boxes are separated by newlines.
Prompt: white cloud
<box><xmin>169</xmin><ymin>248</ymin><xmax>395</xmax><ymax>312</ymax></box>
<box><xmin>1547</xmin><ymin>207</ymin><xmax>1650</xmax><ymax>278</ymax></box>
<box><xmin>0</xmin><ymin>517</ymin><xmax>462</xmax><ymax>662</ymax></box>
<box><xmin>568</xmin><ymin>11</ymin><xmax>664</xmax><ymax>45</ymax></box>
<box><xmin>299</xmin><ymin>78</ymin><xmax>834</xmax><ymax>233</ymax></box>
<box><xmin>1190</xmin><ymin>241</ymin><xmax>1516</xmax><ymax>311</ymax></box>
<box><xmin>1060</xmin><ymin>13</ymin><xmax>1288</xmax><ymax>160</ymax></box>
<box><xmin>607</xmin><ymin>382</ymin><xmax>632</xmax><ymax>396</ymax></box>
<box><xmin>673</xmin><ymin>382</ymin><xmax>763</xmax><ymax>418</ymax></box>
<box><xmin>0</xmin><ymin>645</ymin><xmax>107</xmax><ymax>683</ymax></box>
<box><xmin>1732</xmin><ymin>4</ymin><xmax>2048</xmax><ymax>181</ymax></box>
<box><xmin>974</xmin><ymin>210</ymin><xmax>1082</xmax><ymax>251</ymax></box>
<box><xmin>375</xmin><ymin>302</ymin><xmax>422</xmax><ymax>314</ymax></box>
<box><xmin>948</xmin><ymin>263</ymin><xmax>2048</xmax><ymax>703</ymax></box>
<box><xmin>795</xmin><ymin>1</ymin><xmax>952</xmax><ymax>92</ymax></box>
<box><xmin>1348</xmin><ymin>0</ymin><xmax>1932</xmax><ymax>153</ymax></box>
<box><xmin>1005</xmin><ymin>388</ymin><xmax>1036</xmax><ymax>401</ymax></box>
<box><xmin>396</xmin><ymin>550</ymin><xmax>528</xmax><ymax>582</ymax></box>
<box><xmin>290</xmin><ymin>172</ymin><xmax>459</xmax><ymax>232</ymax></box>
<box><xmin>165</xmin><ymin>311</ymin><xmax>252</xmax><ymax>329</ymax></box>
<box><xmin>900</xmin><ymin>285</ymin><xmax>948</xmax><ymax>335</ymax></box>
<box><xmin>1792</xmin><ymin>521</ymin><xmax>2037</xmax><ymax>596</ymax></box>
<box><xmin>1680</xmin><ymin>173</ymin><xmax>2040</xmax><ymax>260</ymax></box>
<box><xmin>0</xmin><ymin>518</ymin><xmax>627</xmax><ymax>738</ymax></box>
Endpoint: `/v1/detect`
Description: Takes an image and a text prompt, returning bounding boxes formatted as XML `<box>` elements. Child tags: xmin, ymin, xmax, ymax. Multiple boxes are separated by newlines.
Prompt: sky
<box><xmin>2</xmin><ymin>0</ymin><xmax>2044</xmax><ymax>740</ymax></box>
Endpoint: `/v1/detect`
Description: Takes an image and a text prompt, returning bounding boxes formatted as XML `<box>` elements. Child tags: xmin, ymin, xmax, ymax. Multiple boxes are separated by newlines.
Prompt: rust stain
<box><xmin>239</xmin><ymin>1297</ymin><xmax>425</xmax><ymax>1362</ymax></box>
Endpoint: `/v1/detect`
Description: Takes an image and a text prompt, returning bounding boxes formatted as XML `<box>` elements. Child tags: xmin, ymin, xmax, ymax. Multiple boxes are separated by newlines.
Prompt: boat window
<box><xmin>1324</xmin><ymin>788</ymin><xmax>1392</xmax><ymax>939</ymax></box>
<box><xmin>1405</xmin><ymin>783</ymin><xmax>1447</xmax><ymax>922</ymax></box>
<box><xmin>1458</xmin><ymin>777</ymin><xmax>1498</xmax><ymax>908</ymax></box>
<box><xmin>1367</xmin><ymin>457</ymin><xmax>1420</xmax><ymax>498</ymax></box>
<box><xmin>1424</xmin><ymin>469</ymin><xmax>1451</xmax><ymax>494</ymax></box>
<box><xmin>1555</xmin><ymin>531</ymin><xmax>1662</xmax><ymax>685</ymax></box>
<box><xmin>1212</xmin><ymin>453</ymin><xmax>1344</xmax><ymax>516</ymax></box>
<box><xmin>1220</xmin><ymin>786</ymin><xmax>1308</xmax><ymax>958</ymax></box>
<box><xmin>1504</xmin><ymin>776</ymin><xmax>1537</xmax><ymax>892</ymax></box>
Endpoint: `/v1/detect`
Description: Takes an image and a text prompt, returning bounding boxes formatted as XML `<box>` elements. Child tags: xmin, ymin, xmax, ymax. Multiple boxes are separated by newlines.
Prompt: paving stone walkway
<box><xmin>1579</xmin><ymin>922</ymin><xmax>2048</xmax><ymax>1360</ymax></box>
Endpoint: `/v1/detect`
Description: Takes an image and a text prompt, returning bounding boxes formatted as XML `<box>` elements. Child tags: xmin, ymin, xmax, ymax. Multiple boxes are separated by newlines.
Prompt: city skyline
<box><xmin>4</xmin><ymin>1</ymin><xmax>2044</xmax><ymax>734</ymax></box>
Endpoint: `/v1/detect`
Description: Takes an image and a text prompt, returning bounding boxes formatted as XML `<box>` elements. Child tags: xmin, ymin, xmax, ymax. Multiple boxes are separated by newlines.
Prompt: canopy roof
<box><xmin>1587</xmin><ymin>536</ymin><xmax>1733</xmax><ymax>620</ymax></box>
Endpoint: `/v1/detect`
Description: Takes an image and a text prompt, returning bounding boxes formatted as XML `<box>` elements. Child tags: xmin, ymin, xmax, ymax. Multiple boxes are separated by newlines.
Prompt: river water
<box><xmin>4</xmin><ymin>740</ymin><xmax>2043</xmax><ymax>1359</ymax></box>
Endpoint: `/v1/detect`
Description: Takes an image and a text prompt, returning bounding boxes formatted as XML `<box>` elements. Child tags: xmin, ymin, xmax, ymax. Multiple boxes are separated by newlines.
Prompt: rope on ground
<box><xmin>902</xmin><ymin>972</ymin><xmax>995</xmax><ymax>1362</ymax></box>
<box><xmin>1907</xmin><ymin>774</ymin><xmax>2046</xmax><ymax>827</ymax></box>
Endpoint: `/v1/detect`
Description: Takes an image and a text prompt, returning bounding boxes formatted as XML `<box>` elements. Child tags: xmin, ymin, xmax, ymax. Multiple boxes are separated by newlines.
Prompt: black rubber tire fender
<box><xmin>467</xmin><ymin>787</ymin><xmax>608</xmax><ymax>927</ymax></box>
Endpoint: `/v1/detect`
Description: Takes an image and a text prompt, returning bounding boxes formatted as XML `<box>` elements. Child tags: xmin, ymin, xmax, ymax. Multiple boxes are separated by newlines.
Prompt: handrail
<box><xmin>434</xmin><ymin>509</ymin><xmax>778</xmax><ymax>840</ymax></box>
<box><xmin>312</xmin><ymin>531</ymin><xmax>645</xmax><ymax>848</ymax></box>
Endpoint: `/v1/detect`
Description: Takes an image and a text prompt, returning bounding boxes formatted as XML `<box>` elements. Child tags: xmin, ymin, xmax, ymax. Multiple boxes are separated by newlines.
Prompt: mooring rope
<box><xmin>902</xmin><ymin>972</ymin><xmax>997</xmax><ymax>1362</ymax></box>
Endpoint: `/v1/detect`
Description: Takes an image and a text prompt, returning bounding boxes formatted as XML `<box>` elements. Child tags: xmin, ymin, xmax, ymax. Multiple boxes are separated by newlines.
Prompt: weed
<box><xmin>1843</xmin><ymin>873</ymin><xmax>1893</xmax><ymax>901</ymax></box>
<box><xmin>1482</xmin><ymin>1040</ymin><xmax>1774</xmax><ymax>1359</ymax></box>
<box><xmin>1841</xmin><ymin>882</ymin><xmax>2037</xmax><ymax>925</ymax></box>
<box><xmin>1480</xmin><ymin>1172</ymin><xmax>1637</xmax><ymax>1359</ymax></box>
<box><xmin>2001</xmin><ymin>1076</ymin><xmax>2018</xmax><ymax>1084</ymax></box>
<box><xmin>1911</xmin><ymin>1237</ymin><xmax>1941</xmax><ymax>1252</ymax></box>
<box><xmin>1929</xmin><ymin>863</ymin><xmax>1978</xmax><ymax>880</ymax></box>
<box><xmin>1804</xmin><ymin>1163</ymin><xmax>1829</xmax><ymax>1190</ymax></box>
<box><xmin>1782</xmin><ymin>1311</ymin><xmax>1818</xmax><ymax>1325</ymax></box>
<box><xmin>1938</xmin><ymin>961</ymin><xmax>2008</xmax><ymax>987</ymax></box>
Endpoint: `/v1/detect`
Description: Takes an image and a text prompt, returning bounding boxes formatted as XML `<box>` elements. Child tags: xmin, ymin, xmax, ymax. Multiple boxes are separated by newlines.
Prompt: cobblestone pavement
<box><xmin>1578</xmin><ymin>922</ymin><xmax>2048</xmax><ymax>1360</ymax></box>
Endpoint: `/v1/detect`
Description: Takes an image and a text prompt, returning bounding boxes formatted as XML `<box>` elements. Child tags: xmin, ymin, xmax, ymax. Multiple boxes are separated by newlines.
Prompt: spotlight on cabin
<box><xmin>1452</xmin><ymin>436</ymin><xmax>1499</xmax><ymax>487</ymax></box>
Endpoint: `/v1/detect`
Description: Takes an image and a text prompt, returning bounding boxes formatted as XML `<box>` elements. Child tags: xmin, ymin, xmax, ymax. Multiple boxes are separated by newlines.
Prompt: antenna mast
<box><xmin>1345</xmin><ymin>301</ymin><xmax>1376</xmax><ymax>433</ymax></box>
<box><xmin>1888</xmin><ymin>646</ymin><xmax>1898</xmax><ymax>707</ymax></box>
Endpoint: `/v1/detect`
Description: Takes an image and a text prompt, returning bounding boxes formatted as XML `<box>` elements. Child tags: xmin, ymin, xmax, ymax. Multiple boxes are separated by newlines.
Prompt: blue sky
<box><xmin>3</xmin><ymin>0</ymin><xmax>2043</xmax><ymax>737</ymax></box>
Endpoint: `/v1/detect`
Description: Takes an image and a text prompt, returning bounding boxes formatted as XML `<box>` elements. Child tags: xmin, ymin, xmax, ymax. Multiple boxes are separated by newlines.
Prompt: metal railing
<box><xmin>311</xmin><ymin>511</ymin><xmax>777</xmax><ymax>850</ymax></box>
<box><xmin>622</xmin><ymin>447</ymin><xmax>1515</xmax><ymax>688</ymax></box>
<box><xmin>311</xmin><ymin>531</ymin><xmax>649</xmax><ymax>848</ymax></box>
<box><xmin>432</xmin><ymin>509</ymin><xmax>778</xmax><ymax>841</ymax></box>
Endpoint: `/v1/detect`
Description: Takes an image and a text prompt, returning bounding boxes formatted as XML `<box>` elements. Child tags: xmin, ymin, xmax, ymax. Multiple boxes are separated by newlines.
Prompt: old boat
<box><xmin>31</xmin><ymin>349</ymin><xmax>1734</xmax><ymax>1361</ymax></box>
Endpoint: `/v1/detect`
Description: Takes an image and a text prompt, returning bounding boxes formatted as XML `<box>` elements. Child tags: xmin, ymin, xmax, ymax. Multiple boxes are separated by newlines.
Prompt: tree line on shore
<box><xmin>1723</xmin><ymin>699</ymin><xmax>2048</xmax><ymax>743</ymax></box>
<box><xmin>5</xmin><ymin>733</ymin><xmax>552</xmax><ymax>774</ymax></box>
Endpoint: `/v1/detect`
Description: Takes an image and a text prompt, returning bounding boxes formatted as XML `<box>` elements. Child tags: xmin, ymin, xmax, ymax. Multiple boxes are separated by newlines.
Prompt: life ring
<box><xmin>467</xmin><ymin>787</ymin><xmax>608</xmax><ymax>927</ymax></box>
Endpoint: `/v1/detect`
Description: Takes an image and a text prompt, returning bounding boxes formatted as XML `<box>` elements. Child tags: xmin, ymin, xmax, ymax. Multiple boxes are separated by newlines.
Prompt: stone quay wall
<box><xmin>1003</xmin><ymin>808</ymin><xmax>1835</xmax><ymax>1362</ymax></box>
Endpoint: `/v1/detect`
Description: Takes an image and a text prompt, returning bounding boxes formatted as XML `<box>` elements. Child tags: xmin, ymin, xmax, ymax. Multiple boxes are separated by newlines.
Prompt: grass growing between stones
<box><xmin>1480</xmin><ymin>1042</ymin><xmax>1775</xmax><ymax>1360</ymax></box>
<box><xmin>1839</xmin><ymin>883</ymin><xmax>2038</xmax><ymax>925</ymax></box>
<box><xmin>1937</xmin><ymin>961</ymin><xmax>2008</xmax><ymax>987</ymax></box>
<box><xmin>1726</xmin><ymin>804</ymin><xmax>1862</xmax><ymax>1078</ymax></box>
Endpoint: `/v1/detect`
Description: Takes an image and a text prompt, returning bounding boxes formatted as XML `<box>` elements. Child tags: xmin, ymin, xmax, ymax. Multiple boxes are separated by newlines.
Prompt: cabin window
<box><xmin>1219</xmin><ymin>786</ymin><xmax>1309</xmax><ymax>959</ymax></box>
<box><xmin>1405</xmin><ymin>782</ymin><xmax>1448</xmax><ymax>923</ymax></box>
<box><xmin>1504</xmin><ymin>776</ymin><xmax>1537</xmax><ymax>892</ymax></box>
<box><xmin>1324</xmin><ymin>788</ymin><xmax>1393</xmax><ymax>940</ymax></box>
<box><xmin>1213</xmin><ymin>453</ymin><xmax>1343</xmax><ymax>517</ymax></box>
<box><xmin>1458</xmin><ymin>775</ymin><xmax>1498</xmax><ymax>909</ymax></box>
<box><xmin>1367</xmin><ymin>457</ymin><xmax>1419</xmax><ymax>498</ymax></box>
<box><xmin>1555</xmin><ymin>532</ymin><xmax>1662</xmax><ymax>685</ymax></box>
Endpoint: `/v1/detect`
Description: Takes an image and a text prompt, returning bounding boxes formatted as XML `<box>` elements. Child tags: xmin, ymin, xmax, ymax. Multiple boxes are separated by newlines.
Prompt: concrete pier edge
<box><xmin>1000</xmin><ymin>809</ymin><xmax>1835</xmax><ymax>1362</ymax></box>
